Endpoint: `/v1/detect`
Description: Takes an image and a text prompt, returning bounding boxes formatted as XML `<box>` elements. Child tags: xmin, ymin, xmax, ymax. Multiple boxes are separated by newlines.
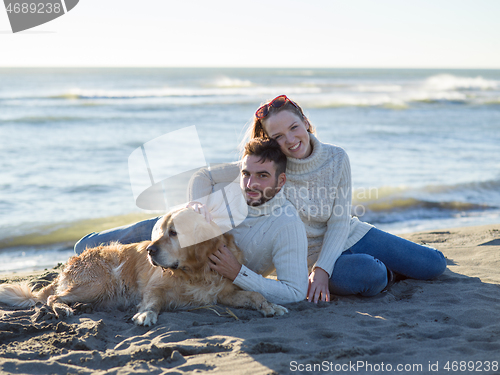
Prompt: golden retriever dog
<box><xmin>0</xmin><ymin>208</ymin><xmax>287</xmax><ymax>326</ymax></box>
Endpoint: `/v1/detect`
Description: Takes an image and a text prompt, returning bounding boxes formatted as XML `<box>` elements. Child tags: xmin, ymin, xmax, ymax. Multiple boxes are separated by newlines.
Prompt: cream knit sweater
<box><xmin>188</xmin><ymin>134</ymin><xmax>373</xmax><ymax>277</ymax></box>
<box><xmin>284</xmin><ymin>134</ymin><xmax>373</xmax><ymax>275</ymax></box>
<box><xmin>188</xmin><ymin>179</ymin><xmax>309</xmax><ymax>304</ymax></box>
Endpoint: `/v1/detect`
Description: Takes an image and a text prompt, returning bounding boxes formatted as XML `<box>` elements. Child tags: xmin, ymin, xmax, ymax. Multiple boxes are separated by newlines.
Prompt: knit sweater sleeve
<box><xmin>313</xmin><ymin>152</ymin><xmax>352</xmax><ymax>276</ymax></box>
<box><xmin>232</xmin><ymin>221</ymin><xmax>308</xmax><ymax>304</ymax></box>
<box><xmin>188</xmin><ymin>162</ymin><xmax>240</xmax><ymax>201</ymax></box>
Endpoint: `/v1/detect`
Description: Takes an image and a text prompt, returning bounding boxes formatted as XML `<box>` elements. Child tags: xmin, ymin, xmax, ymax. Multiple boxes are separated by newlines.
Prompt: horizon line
<box><xmin>1</xmin><ymin>66</ymin><xmax>500</xmax><ymax>70</ymax></box>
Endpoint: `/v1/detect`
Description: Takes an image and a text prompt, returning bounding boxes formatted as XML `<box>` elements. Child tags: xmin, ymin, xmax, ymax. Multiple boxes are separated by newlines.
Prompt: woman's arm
<box><xmin>315</xmin><ymin>152</ymin><xmax>352</xmax><ymax>274</ymax></box>
<box><xmin>188</xmin><ymin>162</ymin><xmax>240</xmax><ymax>201</ymax></box>
<box><xmin>308</xmin><ymin>152</ymin><xmax>352</xmax><ymax>302</ymax></box>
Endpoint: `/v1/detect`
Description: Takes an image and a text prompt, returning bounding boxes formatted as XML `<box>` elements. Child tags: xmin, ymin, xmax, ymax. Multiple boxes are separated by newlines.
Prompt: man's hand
<box><xmin>208</xmin><ymin>243</ymin><xmax>242</xmax><ymax>281</ymax></box>
<box><xmin>307</xmin><ymin>267</ymin><xmax>330</xmax><ymax>303</ymax></box>
<box><xmin>185</xmin><ymin>201</ymin><xmax>212</xmax><ymax>223</ymax></box>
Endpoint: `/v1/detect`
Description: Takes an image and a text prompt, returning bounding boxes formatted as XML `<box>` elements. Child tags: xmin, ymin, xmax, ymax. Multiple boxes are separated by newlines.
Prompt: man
<box><xmin>75</xmin><ymin>138</ymin><xmax>308</xmax><ymax>304</ymax></box>
<box><xmin>188</xmin><ymin>138</ymin><xmax>308</xmax><ymax>304</ymax></box>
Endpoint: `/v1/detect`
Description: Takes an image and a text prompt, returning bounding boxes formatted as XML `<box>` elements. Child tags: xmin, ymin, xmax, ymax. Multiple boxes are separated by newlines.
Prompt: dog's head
<box><xmin>147</xmin><ymin>208</ymin><xmax>224</xmax><ymax>275</ymax></box>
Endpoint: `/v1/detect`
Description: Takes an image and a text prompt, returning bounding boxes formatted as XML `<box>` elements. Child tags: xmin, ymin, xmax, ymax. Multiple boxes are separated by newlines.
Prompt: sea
<box><xmin>1</xmin><ymin>67</ymin><xmax>500</xmax><ymax>274</ymax></box>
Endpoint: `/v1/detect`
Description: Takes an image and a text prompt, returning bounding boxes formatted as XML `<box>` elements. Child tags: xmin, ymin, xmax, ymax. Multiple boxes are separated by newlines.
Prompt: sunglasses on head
<box><xmin>255</xmin><ymin>95</ymin><xmax>300</xmax><ymax>119</ymax></box>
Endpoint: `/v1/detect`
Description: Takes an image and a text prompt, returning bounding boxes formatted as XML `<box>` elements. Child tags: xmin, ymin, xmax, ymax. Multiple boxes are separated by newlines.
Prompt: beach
<box><xmin>1</xmin><ymin>67</ymin><xmax>499</xmax><ymax>373</ymax></box>
<box><xmin>2</xmin><ymin>0</ymin><xmax>500</xmax><ymax>371</ymax></box>
<box><xmin>1</xmin><ymin>223</ymin><xmax>499</xmax><ymax>374</ymax></box>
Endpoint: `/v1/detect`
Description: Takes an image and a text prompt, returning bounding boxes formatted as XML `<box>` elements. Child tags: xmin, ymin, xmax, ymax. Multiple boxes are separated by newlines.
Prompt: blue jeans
<box><xmin>329</xmin><ymin>227</ymin><xmax>447</xmax><ymax>297</ymax></box>
<box><xmin>74</xmin><ymin>216</ymin><xmax>162</xmax><ymax>254</ymax></box>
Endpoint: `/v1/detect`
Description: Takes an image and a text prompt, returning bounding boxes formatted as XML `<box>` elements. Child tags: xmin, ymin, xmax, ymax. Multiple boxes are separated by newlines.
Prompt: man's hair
<box><xmin>243</xmin><ymin>138</ymin><xmax>287</xmax><ymax>177</ymax></box>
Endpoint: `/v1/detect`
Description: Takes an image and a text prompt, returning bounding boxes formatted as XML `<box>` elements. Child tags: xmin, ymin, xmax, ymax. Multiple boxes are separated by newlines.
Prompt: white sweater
<box><xmin>284</xmin><ymin>134</ymin><xmax>373</xmax><ymax>274</ymax></box>
<box><xmin>188</xmin><ymin>134</ymin><xmax>373</xmax><ymax>277</ymax></box>
<box><xmin>188</xmin><ymin>179</ymin><xmax>309</xmax><ymax>304</ymax></box>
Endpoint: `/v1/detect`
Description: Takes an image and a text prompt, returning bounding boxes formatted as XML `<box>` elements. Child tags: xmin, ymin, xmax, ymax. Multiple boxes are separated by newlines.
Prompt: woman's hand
<box><xmin>185</xmin><ymin>201</ymin><xmax>212</xmax><ymax>223</ymax></box>
<box><xmin>307</xmin><ymin>267</ymin><xmax>330</xmax><ymax>303</ymax></box>
<box><xmin>208</xmin><ymin>243</ymin><xmax>242</xmax><ymax>281</ymax></box>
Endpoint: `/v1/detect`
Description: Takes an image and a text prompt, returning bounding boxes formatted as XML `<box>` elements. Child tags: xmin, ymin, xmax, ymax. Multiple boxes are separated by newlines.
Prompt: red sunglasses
<box><xmin>255</xmin><ymin>95</ymin><xmax>300</xmax><ymax>119</ymax></box>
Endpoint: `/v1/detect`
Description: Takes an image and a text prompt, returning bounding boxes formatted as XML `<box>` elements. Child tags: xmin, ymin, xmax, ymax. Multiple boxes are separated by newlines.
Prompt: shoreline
<box><xmin>1</xmin><ymin>223</ymin><xmax>499</xmax><ymax>374</ymax></box>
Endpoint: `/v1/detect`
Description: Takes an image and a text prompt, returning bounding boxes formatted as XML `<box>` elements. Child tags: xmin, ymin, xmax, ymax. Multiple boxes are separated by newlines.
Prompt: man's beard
<box><xmin>245</xmin><ymin>186</ymin><xmax>277</xmax><ymax>207</ymax></box>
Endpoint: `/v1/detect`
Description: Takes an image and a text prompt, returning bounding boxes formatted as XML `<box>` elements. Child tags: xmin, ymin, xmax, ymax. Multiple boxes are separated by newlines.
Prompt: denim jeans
<box><xmin>329</xmin><ymin>227</ymin><xmax>447</xmax><ymax>297</ymax></box>
<box><xmin>74</xmin><ymin>216</ymin><xmax>162</xmax><ymax>255</ymax></box>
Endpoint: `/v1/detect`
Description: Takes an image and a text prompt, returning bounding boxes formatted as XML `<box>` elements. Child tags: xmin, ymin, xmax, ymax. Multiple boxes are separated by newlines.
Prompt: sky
<box><xmin>1</xmin><ymin>0</ymin><xmax>499</xmax><ymax>68</ymax></box>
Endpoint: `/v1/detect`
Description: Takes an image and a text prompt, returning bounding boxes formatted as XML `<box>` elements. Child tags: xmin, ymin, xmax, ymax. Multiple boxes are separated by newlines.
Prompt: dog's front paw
<box><xmin>132</xmin><ymin>311</ymin><xmax>158</xmax><ymax>326</ymax></box>
<box><xmin>259</xmin><ymin>301</ymin><xmax>288</xmax><ymax>317</ymax></box>
<box><xmin>52</xmin><ymin>303</ymin><xmax>74</xmax><ymax>319</ymax></box>
<box><xmin>270</xmin><ymin>303</ymin><xmax>288</xmax><ymax>316</ymax></box>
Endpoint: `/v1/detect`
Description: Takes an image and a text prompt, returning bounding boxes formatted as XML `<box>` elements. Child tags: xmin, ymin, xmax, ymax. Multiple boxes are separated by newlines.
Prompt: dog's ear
<box><xmin>151</xmin><ymin>213</ymin><xmax>171</xmax><ymax>241</ymax></box>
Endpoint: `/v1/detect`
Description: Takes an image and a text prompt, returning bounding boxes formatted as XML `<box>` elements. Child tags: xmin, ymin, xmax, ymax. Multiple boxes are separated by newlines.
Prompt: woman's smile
<box><xmin>288</xmin><ymin>141</ymin><xmax>301</xmax><ymax>152</ymax></box>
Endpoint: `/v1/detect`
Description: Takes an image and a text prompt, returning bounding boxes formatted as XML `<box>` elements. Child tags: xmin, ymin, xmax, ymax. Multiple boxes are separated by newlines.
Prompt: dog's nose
<box><xmin>147</xmin><ymin>244</ymin><xmax>158</xmax><ymax>256</ymax></box>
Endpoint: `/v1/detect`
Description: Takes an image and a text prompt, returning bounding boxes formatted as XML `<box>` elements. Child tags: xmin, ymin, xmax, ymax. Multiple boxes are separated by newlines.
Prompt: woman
<box><xmin>190</xmin><ymin>95</ymin><xmax>447</xmax><ymax>303</ymax></box>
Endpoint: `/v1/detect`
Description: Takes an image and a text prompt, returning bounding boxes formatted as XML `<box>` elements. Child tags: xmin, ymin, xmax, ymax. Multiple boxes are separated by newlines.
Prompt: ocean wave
<box><xmin>353</xmin><ymin>179</ymin><xmax>500</xmax><ymax>224</ymax></box>
<box><xmin>355</xmin><ymin>85</ymin><xmax>403</xmax><ymax>93</ymax></box>
<box><xmin>0</xmin><ymin>212</ymin><xmax>158</xmax><ymax>251</ymax></box>
<box><xmin>301</xmin><ymin>89</ymin><xmax>492</xmax><ymax>109</ymax></box>
<box><xmin>306</xmin><ymin>96</ymin><xmax>409</xmax><ymax>109</ymax></box>
<box><xmin>3</xmin><ymin>115</ymin><xmax>82</xmax><ymax>124</ymax></box>
<box><xmin>1</xmin><ymin>74</ymin><xmax>498</xmax><ymax>110</ymax></box>
<box><xmin>211</xmin><ymin>76</ymin><xmax>254</xmax><ymax>88</ymax></box>
<box><xmin>357</xmin><ymin>196</ymin><xmax>491</xmax><ymax>214</ymax></box>
<box><xmin>302</xmin><ymin>74</ymin><xmax>499</xmax><ymax>108</ymax></box>
<box><xmin>62</xmin><ymin>184</ymin><xmax>115</xmax><ymax>194</ymax></box>
<box><xmin>47</xmin><ymin>86</ymin><xmax>321</xmax><ymax>100</ymax></box>
<box><xmin>484</xmin><ymin>98</ymin><xmax>500</xmax><ymax>105</ymax></box>
<box><xmin>354</xmin><ymin>179</ymin><xmax>500</xmax><ymax>206</ymax></box>
<box><xmin>423</xmin><ymin>74</ymin><xmax>499</xmax><ymax>91</ymax></box>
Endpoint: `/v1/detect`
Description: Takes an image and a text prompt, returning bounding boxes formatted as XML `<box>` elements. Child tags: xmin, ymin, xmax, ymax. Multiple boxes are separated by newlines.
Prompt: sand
<box><xmin>0</xmin><ymin>224</ymin><xmax>499</xmax><ymax>374</ymax></box>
